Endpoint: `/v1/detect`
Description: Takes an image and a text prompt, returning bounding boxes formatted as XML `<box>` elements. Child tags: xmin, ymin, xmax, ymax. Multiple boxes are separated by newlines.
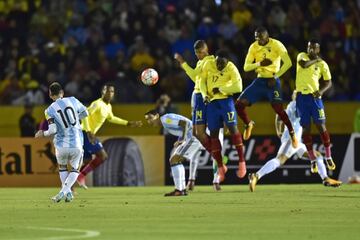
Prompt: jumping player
<box><xmin>235</xmin><ymin>27</ymin><xmax>298</xmax><ymax>148</ymax></box>
<box><xmin>175</xmin><ymin>40</ymin><xmax>224</xmax><ymax>190</ymax></box>
<box><xmin>295</xmin><ymin>40</ymin><xmax>336</xmax><ymax>172</ymax></box>
<box><xmin>200</xmin><ymin>49</ymin><xmax>246</xmax><ymax>181</ymax></box>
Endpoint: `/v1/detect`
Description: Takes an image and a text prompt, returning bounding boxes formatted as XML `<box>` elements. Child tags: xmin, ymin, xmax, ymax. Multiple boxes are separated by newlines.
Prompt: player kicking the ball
<box><xmin>145</xmin><ymin>110</ymin><xmax>203</xmax><ymax>196</ymax></box>
<box><xmin>35</xmin><ymin>82</ymin><xmax>89</xmax><ymax>202</ymax></box>
<box><xmin>248</xmin><ymin>91</ymin><xmax>342</xmax><ymax>192</ymax></box>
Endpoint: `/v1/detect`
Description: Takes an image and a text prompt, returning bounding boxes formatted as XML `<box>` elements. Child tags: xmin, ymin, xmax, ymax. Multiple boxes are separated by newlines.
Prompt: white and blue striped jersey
<box><xmin>45</xmin><ymin>97</ymin><xmax>88</xmax><ymax>149</ymax></box>
<box><xmin>160</xmin><ymin>113</ymin><xmax>193</xmax><ymax>141</ymax></box>
<box><xmin>281</xmin><ymin>101</ymin><xmax>302</xmax><ymax>143</ymax></box>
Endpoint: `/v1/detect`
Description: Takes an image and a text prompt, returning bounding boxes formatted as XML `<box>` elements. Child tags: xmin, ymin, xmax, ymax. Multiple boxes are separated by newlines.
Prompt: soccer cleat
<box><xmin>243</xmin><ymin>121</ymin><xmax>255</xmax><ymax>140</ymax></box>
<box><xmin>289</xmin><ymin>131</ymin><xmax>298</xmax><ymax>148</ymax></box>
<box><xmin>310</xmin><ymin>161</ymin><xmax>318</xmax><ymax>173</ymax></box>
<box><xmin>325</xmin><ymin>158</ymin><xmax>336</xmax><ymax>170</ymax></box>
<box><xmin>218</xmin><ymin>165</ymin><xmax>228</xmax><ymax>182</ymax></box>
<box><xmin>213</xmin><ymin>183</ymin><xmax>221</xmax><ymax>191</ymax></box>
<box><xmin>187</xmin><ymin>179</ymin><xmax>195</xmax><ymax>191</ymax></box>
<box><xmin>65</xmin><ymin>192</ymin><xmax>74</xmax><ymax>202</ymax></box>
<box><xmin>248</xmin><ymin>173</ymin><xmax>258</xmax><ymax>192</ymax></box>
<box><xmin>164</xmin><ymin>189</ymin><xmax>188</xmax><ymax>197</ymax></box>
<box><xmin>236</xmin><ymin>161</ymin><xmax>247</xmax><ymax>178</ymax></box>
<box><xmin>77</xmin><ymin>173</ymin><xmax>88</xmax><ymax>190</ymax></box>
<box><xmin>323</xmin><ymin>177</ymin><xmax>342</xmax><ymax>187</ymax></box>
<box><xmin>51</xmin><ymin>192</ymin><xmax>65</xmax><ymax>203</ymax></box>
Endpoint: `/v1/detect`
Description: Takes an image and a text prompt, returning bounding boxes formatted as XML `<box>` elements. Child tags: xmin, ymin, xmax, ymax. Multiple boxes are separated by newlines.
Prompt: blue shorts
<box><xmin>207</xmin><ymin>98</ymin><xmax>237</xmax><ymax>131</ymax></box>
<box><xmin>296</xmin><ymin>93</ymin><xmax>326</xmax><ymax>126</ymax></box>
<box><xmin>83</xmin><ymin>131</ymin><xmax>104</xmax><ymax>159</ymax></box>
<box><xmin>239</xmin><ymin>77</ymin><xmax>283</xmax><ymax>104</ymax></box>
<box><xmin>192</xmin><ymin>93</ymin><xmax>207</xmax><ymax>125</ymax></box>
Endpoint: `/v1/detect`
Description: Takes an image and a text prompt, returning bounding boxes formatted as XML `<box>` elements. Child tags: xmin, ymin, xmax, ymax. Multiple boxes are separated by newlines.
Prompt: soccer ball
<box><xmin>141</xmin><ymin>68</ymin><xmax>159</xmax><ymax>86</ymax></box>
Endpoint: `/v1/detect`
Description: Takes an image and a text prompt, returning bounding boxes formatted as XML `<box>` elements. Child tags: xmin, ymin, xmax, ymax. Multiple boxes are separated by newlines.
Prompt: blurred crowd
<box><xmin>0</xmin><ymin>0</ymin><xmax>359</xmax><ymax>105</ymax></box>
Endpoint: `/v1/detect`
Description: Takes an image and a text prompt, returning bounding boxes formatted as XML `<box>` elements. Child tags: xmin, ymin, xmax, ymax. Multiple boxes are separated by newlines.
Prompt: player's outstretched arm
<box><xmin>174</xmin><ymin>53</ymin><xmax>198</xmax><ymax>82</ymax></box>
<box><xmin>127</xmin><ymin>120</ymin><xmax>143</xmax><ymax>127</ymax></box>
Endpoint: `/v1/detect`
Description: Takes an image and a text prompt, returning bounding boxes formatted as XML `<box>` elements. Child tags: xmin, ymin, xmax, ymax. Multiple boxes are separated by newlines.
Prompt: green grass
<box><xmin>0</xmin><ymin>185</ymin><xmax>359</xmax><ymax>240</ymax></box>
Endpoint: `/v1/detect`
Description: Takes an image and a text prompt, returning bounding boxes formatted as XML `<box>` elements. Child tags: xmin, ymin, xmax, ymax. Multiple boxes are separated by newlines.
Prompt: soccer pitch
<box><xmin>1</xmin><ymin>185</ymin><xmax>359</xmax><ymax>240</ymax></box>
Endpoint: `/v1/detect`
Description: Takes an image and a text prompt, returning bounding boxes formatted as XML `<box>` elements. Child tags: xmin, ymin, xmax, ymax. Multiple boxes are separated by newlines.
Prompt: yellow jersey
<box><xmin>244</xmin><ymin>38</ymin><xmax>291</xmax><ymax>78</ymax></box>
<box><xmin>295</xmin><ymin>52</ymin><xmax>331</xmax><ymax>94</ymax></box>
<box><xmin>200</xmin><ymin>59</ymin><xmax>242</xmax><ymax>101</ymax></box>
<box><xmin>181</xmin><ymin>55</ymin><xmax>215</xmax><ymax>93</ymax></box>
<box><xmin>82</xmin><ymin>98</ymin><xmax>128</xmax><ymax>134</ymax></box>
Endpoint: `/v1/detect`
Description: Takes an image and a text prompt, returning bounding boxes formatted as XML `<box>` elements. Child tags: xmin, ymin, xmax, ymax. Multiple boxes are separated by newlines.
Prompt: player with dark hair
<box><xmin>174</xmin><ymin>40</ymin><xmax>214</xmax><ymax>157</ymax></box>
<box><xmin>145</xmin><ymin>110</ymin><xmax>202</xmax><ymax>196</ymax></box>
<box><xmin>35</xmin><ymin>82</ymin><xmax>89</xmax><ymax>202</ymax></box>
<box><xmin>76</xmin><ymin>84</ymin><xmax>143</xmax><ymax>189</ymax></box>
<box><xmin>175</xmin><ymin>40</ymin><xmax>226</xmax><ymax>190</ymax></box>
<box><xmin>200</xmin><ymin>49</ymin><xmax>246</xmax><ymax>181</ymax></box>
<box><xmin>295</xmin><ymin>40</ymin><xmax>336</xmax><ymax>173</ymax></box>
<box><xmin>235</xmin><ymin>27</ymin><xmax>298</xmax><ymax>148</ymax></box>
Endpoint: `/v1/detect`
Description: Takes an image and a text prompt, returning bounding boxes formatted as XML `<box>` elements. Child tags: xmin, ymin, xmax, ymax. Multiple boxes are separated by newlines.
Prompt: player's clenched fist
<box><xmin>174</xmin><ymin>53</ymin><xmax>185</xmax><ymax>64</ymax></box>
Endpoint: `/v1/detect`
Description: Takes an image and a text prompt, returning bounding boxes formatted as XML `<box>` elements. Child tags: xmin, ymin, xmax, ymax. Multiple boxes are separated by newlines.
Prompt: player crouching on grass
<box><xmin>145</xmin><ymin>110</ymin><xmax>203</xmax><ymax>197</ymax></box>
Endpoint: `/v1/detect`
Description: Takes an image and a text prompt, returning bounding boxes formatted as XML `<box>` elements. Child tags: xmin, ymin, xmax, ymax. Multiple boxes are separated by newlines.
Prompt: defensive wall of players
<box><xmin>0</xmin><ymin>102</ymin><xmax>359</xmax><ymax>137</ymax></box>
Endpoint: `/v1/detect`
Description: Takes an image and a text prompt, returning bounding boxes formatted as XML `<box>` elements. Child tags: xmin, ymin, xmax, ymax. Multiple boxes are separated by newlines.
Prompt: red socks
<box><xmin>210</xmin><ymin>138</ymin><xmax>223</xmax><ymax>167</ymax></box>
<box><xmin>302</xmin><ymin>133</ymin><xmax>316</xmax><ymax>160</ymax></box>
<box><xmin>320</xmin><ymin>130</ymin><xmax>332</xmax><ymax>158</ymax></box>
<box><xmin>203</xmin><ymin>134</ymin><xmax>212</xmax><ymax>153</ymax></box>
<box><xmin>231</xmin><ymin>132</ymin><xmax>245</xmax><ymax>162</ymax></box>
<box><xmin>235</xmin><ymin>100</ymin><xmax>250</xmax><ymax>125</ymax></box>
<box><xmin>271</xmin><ymin>103</ymin><xmax>294</xmax><ymax>133</ymax></box>
<box><xmin>80</xmin><ymin>157</ymin><xmax>104</xmax><ymax>176</ymax></box>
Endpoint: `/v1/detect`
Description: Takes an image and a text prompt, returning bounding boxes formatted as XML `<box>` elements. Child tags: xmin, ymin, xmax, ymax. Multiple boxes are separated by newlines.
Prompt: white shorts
<box><xmin>170</xmin><ymin>137</ymin><xmax>202</xmax><ymax>161</ymax></box>
<box><xmin>278</xmin><ymin>140</ymin><xmax>307</xmax><ymax>159</ymax></box>
<box><xmin>55</xmin><ymin>147</ymin><xmax>84</xmax><ymax>170</ymax></box>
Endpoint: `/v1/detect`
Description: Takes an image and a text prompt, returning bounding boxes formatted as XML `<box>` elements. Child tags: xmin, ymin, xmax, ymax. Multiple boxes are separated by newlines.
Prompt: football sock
<box><xmin>320</xmin><ymin>130</ymin><xmax>332</xmax><ymax>158</ymax></box>
<box><xmin>212</xmin><ymin>159</ymin><xmax>220</xmax><ymax>184</ymax></box>
<box><xmin>257</xmin><ymin>158</ymin><xmax>281</xmax><ymax>179</ymax></box>
<box><xmin>61</xmin><ymin>171</ymin><xmax>79</xmax><ymax>194</ymax></box>
<box><xmin>201</xmin><ymin>134</ymin><xmax>212</xmax><ymax>153</ymax></box>
<box><xmin>219</xmin><ymin>128</ymin><xmax>224</xmax><ymax>147</ymax></box>
<box><xmin>235</xmin><ymin>100</ymin><xmax>251</xmax><ymax>125</ymax></box>
<box><xmin>59</xmin><ymin>169</ymin><xmax>68</xmax><ymax>186</ymax></box>
<box><xmin>171</xmin><ymin>164</ymin><xmax>185</xmax><ymax>191</ymax></box>
<box><xmin>210</xmin><ymin>138</ymin><xmax>223</xmax><ymax>167</ymax></box>
<box><xmin>231</xmin><ymin>132</ymin><xmax>245</xmax><ymax>162</ymax></box>
<box><xmin>179</xmin><ymin>164</ymin><xmax>186</xmax><ymax>190</ymax></box>
<box><xmin>80</xmin><ymin>157</ymin><xmax>103</xmax><ymax>176</ymax></box>
<box><xmin>302</xmin><ymin>133</ymin><xmax>316</xmax><ymax>160</ymax></box>
<box><xmin>316</xmin><ymin>157</ymin><xmax>328</xmax><ymax>180</ymax></box>
<box><xmin>188</xmin><ymin>155</ymin><xmax>199</xmax><ymax>180</ymax></box>
<box><xmin>271</xmin><ymin>103</ymin><xmax>294</xmax><ymax>133</ymax></box>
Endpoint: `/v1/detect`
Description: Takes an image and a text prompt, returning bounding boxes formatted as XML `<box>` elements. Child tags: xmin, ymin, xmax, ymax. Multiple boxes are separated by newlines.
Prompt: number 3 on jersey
<box><xmin>57</xmin><ymin>107</ymin><xmax>77</xmax><ymax>128</ymax></box>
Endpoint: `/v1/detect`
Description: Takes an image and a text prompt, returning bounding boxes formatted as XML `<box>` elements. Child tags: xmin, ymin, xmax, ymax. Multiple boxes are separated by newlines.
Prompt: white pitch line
<box><xmin>25</xmin><ymin>226</ymin><xmax>100</xmax><ymax>240</ymax></box>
